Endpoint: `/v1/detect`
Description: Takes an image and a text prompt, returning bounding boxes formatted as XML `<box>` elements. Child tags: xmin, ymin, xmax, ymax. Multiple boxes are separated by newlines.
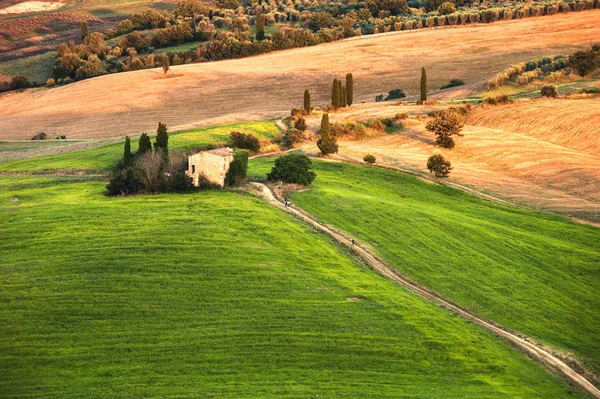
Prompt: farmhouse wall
<box><xmin>186</xmin><ymin>148</ymin><xmax>234</xmax><ymax>187</ymax></box>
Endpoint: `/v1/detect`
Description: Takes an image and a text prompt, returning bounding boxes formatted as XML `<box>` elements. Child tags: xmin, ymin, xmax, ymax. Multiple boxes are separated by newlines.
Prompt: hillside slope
<box><xmin>0</xmin><ymin>176</ymin><xmax>587</xmax><ymax>397</ymax></box>
<box><xmin>0</xmin><ymin>10</ymin><xmax>599</xmax><ymax>139</ymax></box>
<box><xmin>299</xmin><ymin>98</ymin><xmax>600</xmax><ymax>222</ymax></box>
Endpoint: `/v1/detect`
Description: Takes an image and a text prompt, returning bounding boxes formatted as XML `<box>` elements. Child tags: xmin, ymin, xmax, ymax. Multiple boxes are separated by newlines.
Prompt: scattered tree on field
<box><xmin>267</xmin><ymin>153</ymin><xmax>316</xmax><ymax>185</ymax></box>
<box><xmin>540</xmin><ymin>84</ymin><xmax>558</xmax><ymax>98</ymax></box>
<box><xmin>294</xmin><ymin>117</ymin><xmax>307</xmax><ymax>131</ymax></box>
<box><xmin>346</xmin><ymin>73</ymin><xmax>354</xmax><ymax>106</ymax></box>
<box><xmin>154</xmin><ymin>122</ymin><xmax>169</xmax><ymax>157</ymax></box>
<box><xmin>317</xmin><ymin>114</ymin><xmax>338</xmax><ymax>155</ymax></box>
<box><xmin>256</xmin><ymin>11</ymin><xmax>265</xmax><ymax>41</ymax></box>
<box><xmin>81</xmin><ymin>21</ymin><xmax>89</xmax><ymax>41</ymax></box>
<box><xmin>420</xmin><ymin>67</ymin><xmax>427</xmax><ymax>103</ymax></box>
<box><xmin>363</xmin><ymin>154</ymin><xmax>376</xmax><ymax>164</ymax></box>
<box><xmin>341</xmin><ymin>85</ymin><xmax>347</xmax><ymax>107</ymax></box>
<box><xmin>162</xmin><ymin>56</ymin><xmax>170</xmax><ymax>75</ymax></box>
<box><xmin>426</xmin><ymin>109</ymin><xmax>464</xmax><ymax>148</ymax></box>
<box><xmin>138</xmin><ymin>133</ymin><xmax>152</xmax><ymax>156</ymax></box>
<box><xmin>567</xmin><ymin>50</ymin><xmax>598</xmax><ymax>78</ymax></box>
<box><xmin>304</xmin><ymin>89</ymin><xmax>311</xmax><ymax>114</ymax></box>
<box><xmin>230</xmin><ymin>131</ymin><xmax>261</xmax><ymax>152</ymax></box>
<box><xmin>427</xmin><ymin>154</ymin><xmax>452</xmax><ymax>177</ymax></box>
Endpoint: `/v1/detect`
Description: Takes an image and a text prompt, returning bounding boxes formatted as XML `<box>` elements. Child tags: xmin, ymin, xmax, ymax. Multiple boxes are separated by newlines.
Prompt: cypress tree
<box><xmin>337</xmin><ymin>80</ymin><xmax>344</xmax><ymax>108</ymax></box>
<box><xmin>162</xmin><ymin>56</ymin><xmax>169</xmax><ymax>75</ymax></box>
<box><xmin>345</xmin><ymin>73</ymin><xmax>353</xmax><ymax>106</ymax></box>
<box><xmin>304</xmin><ymin>89</ymin><xmax>311</xmax><ymax>114</ymax></box>
<box><xmin>81</xmin><ymin>21</ymin><xmax>89</xmax><ymax>41</ymax></box>
<box><xmin>138</xmin><ymin>133</ymin><xmax>152</xmax><ymax>156</ymax></box>
<box><xmin>331</xmin><ymin>79</ymin><xmax>339</xmax><ymax>108</ymax></box>
<box><xmin>154</xmin><ymin>122</ymin><xmax>169</xmax><ymax>157</ymax></box>
<box><xmin>341</xmin><ymin>85</ymin><xmax>347</xmax><ymax>107</ymax></box>
<box><xmin>317</xmin><ymin>114</ymin><xmax>338</xmax><ymax>155</ymax></box>
<box><xmin>256</xmin><ymin>12</ymin><xmax>265</xmax><ymax>41</ymax></box>
<box><xmin>123</xmin><ymin>136</ymin><xmax>133</xmax><ymax>166</ymax></box>
<box><xmin>420</xmin><ymin>67</ymin><xmax>427</xmax><ymax>102</ymax></box>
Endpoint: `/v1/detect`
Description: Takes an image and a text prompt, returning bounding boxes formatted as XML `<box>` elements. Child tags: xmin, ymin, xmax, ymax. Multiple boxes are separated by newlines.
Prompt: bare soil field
<box><xmin>0</xmin><ymin>1</ymin><xmax>66</xmax><ymax>15</ymax></box>
<box><xmin>0</xmin><ymin>10</ymin><xmax>599</xmax><ymax>140</ymax></box>
<box><xmin>299</xmin><ymin>98</ymin><xmax>600</xmax><ymax>222</ymax></box>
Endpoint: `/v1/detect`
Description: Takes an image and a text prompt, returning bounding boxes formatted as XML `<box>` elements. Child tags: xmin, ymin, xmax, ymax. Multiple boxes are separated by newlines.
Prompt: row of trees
<box><xmin>331</xmin><ymin>73</ymin><xmax>354</xmax><ymax>109</ymax></box>
<box><xmin>488</xmin><ymin>46</ymin><xmax>599</xmax><ymax>91</ymax></box>
<box><xmin>107</xmin><ymin>122</ymin><xmax>194</xmax><ymax>196</ymax></box>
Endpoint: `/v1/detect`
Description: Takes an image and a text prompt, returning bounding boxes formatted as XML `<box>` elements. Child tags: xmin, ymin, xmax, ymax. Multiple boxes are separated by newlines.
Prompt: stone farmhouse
<box><xmin>186</xmin><ymin>147</ymin><xmax>234</xmax><ymax>187</ymax></box>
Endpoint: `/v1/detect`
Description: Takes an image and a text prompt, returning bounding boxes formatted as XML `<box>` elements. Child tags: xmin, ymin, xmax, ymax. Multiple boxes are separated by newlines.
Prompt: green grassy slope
<box><xmin>249</xmin><ymin>158</ymin><xmax>600</xmax><ymax>376</ymax></box>
<box><xmin>0</xmin><ymin>121</ymin><xmax>279</xmax><ymax>172</ymax></box>
<box><xmin>0</xmin><ymin>176</ymin><xmax>586</xmax><ymax>398</ymax></box>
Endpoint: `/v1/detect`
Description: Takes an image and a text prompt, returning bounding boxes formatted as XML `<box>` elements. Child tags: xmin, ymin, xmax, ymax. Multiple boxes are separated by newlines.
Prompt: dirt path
<box><xmin>250</xmin><ymin>181</ymin><xmax>600</xmax><ymax>398</ymax></box>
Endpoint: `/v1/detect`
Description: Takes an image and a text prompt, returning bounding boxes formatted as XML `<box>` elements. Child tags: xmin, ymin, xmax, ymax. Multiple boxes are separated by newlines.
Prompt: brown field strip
<box><xmin>0</xmin><ymin>10</ymin><xmax>599</xmax><ymax>140</ymax></box>
<box><xmin>299</xmin><ymin>98</ymin><xmax>600</xmax><ymax>222</ymax></box>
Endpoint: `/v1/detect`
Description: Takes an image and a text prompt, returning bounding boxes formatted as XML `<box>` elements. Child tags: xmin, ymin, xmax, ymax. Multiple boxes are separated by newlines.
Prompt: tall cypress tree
<box><xmin>138</xmin><ymin>133</ymin><xmax>152</xmax><ymax>156</ymax></box>
<box><xmin>304</xmin><ymin>89</ymin><xmax>311</xmax><ymax>114</ymax></box>
<box><xmin>337</xmin><ymin>80</ymin><xmax>344</xmax><ymax>108</ymax></box>
<box><xmin>81</xmin><ymin>21</ymin><xmax>89</xmax><ymax>41</ymax></box>
<box><xmin>341</xmin><ymin>85</ymin><xmax>347</xmax><ymax>107</ymax></box>
<box><xmin>331</xmin><ymin>79</ymin><xmax>339</xmax><ymax>108</ymax></box>
<box><xmin>317</xmin><ymin>113</ymin><xmax>338</xmax><ymax>155</ymax></box>
<box><xmin>256</xmin><ymin>12</ymin><xmax>265</xmax><ymax>41</ymax></box>
<box><xmin>154</xmin><ymin>122</ymin><xmax>169</xmax><ymax>157</ymax></box>
<box><xmin>123</xmin><ymin>136</ymin><xmax>133</xmax><ymax>166</ymax></box>
<box><xmin>345</xmin><ymin>73</ymin><xmax>354</xmax><ymax>106</ymax></box>
<box><xmin>420</xmin><ymin>67</ymin><xmax>427</xmax><ymax>103</ymax></box>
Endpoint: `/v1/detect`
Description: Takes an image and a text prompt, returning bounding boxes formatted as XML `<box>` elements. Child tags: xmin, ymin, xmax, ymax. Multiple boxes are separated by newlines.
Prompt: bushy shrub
<box><xmin>396</xmin><ymin>112</ymin><xmax>409</xmax><ymax>120</ymax></box>
<box><xmin>294</xmin><ymin>117</ymin><xmax>307</xmax><ymax>131</ymax></box>
<box><xmin>45</xmin><ymin>78</ymin><xmax>55</xmax><ymax>87</ymax></box>
<box><xmin>368</xmin><ymin>119</ymin><xmax>385</xmax><ymax>132</ymax></box>
<box><xmin>107</xmin><ymin>165</ymin><xmax>140</xmax><ymax>196</ymax></box>
<box><xmin>363</xmin><ymin>154</ymin><xmax>376</xmax><ymax>164</ymax></box>
<box><xmin>225</xmin><ymin>150</ymin><xmax>249</xmax><ymax>186</ymax></box>
<box><xmin>31</xmin><ymin>132</ymin><xmax>47</xmax><ymax>140</ymax></box>
<box><xmin>440</xmin><ymin>78</ymin><xmax>465</xmax><ymax>89</ymax></box>
<box><xmin>427</xmin><ymin>154</ymin><xmax>452</xmax><ymax>177</ymax></box>
<box><xmin>287</xmin><ymin>128</ymin><xmax>305</xmax><ymax>143</ymax></box>
<box><xmin>438</xmin><ymin>2</ymin><xmax>456</xmax><ymax>15</ymax></box>
<box><xmin>484</xmin><ymin>94</ymin><xmax>512</xmax><ymax>105</ymax></box>
<box><xmin>230</xmin><ymin>131</ymin><xmax>261</xmax><ymax>152</ymax></box>
<box><xmin>384</xmin><ymin>88</ymin><xmax>406</xmax><ymax>100</ymax></box>
<box><xmin>10</xmin><ymin>76</ymin><xmax>30</xmax><ymax>90</ymax></box>
<box><xmin>267</xmin><ymin>153</ymin><xmax>316</xmax><ymax>186</ymax></box>
<box><xmin>540</xmin><ymin>84</ymin><xmax>558</xmax><ymax>98</ymax></box>
<box><xmin>375</xmin><ymin>94</ymin><xmax>385</xmax><ymax>102</ymax></box>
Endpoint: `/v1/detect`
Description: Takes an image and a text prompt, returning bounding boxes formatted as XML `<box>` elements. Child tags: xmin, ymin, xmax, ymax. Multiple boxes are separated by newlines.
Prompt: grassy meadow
<box><xmin>0</xmin><ymin>175</ymin><xmax>587</xmax><ymax>397</ymax></box>
<box><xmin>249</xmin><ymin>158</ymin><xmax>600</xmax><ymax>375</ymax></box>
<box><xmin>0</xmin><ymin>121</ymin><xmax>280</xmax><ymax>172</ymax></box>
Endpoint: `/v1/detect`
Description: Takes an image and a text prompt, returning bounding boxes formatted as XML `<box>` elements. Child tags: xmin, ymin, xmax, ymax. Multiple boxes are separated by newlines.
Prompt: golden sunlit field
<box><xmin>0</xmin><ymin>10</ymin><xmax>599</xmax><ymax>140</ymax></box>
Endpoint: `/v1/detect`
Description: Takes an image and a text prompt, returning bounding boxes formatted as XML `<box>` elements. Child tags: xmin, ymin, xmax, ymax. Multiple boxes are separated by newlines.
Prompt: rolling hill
<box><xmin>0</xmin><ymin>10</ymin><xmax>599</xmax><ymax>140</ymax></box>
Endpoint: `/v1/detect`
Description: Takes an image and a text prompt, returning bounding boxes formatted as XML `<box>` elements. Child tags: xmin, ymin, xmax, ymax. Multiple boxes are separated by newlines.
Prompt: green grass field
<box><xmin>0</xmin><ymin>121</ymin><xmax>280</xmax><ymax>172</ymax></box>
<box><xmin>249</xmin><ymin>158</ymin><xmax>600</xmax><ymax>376</ymax></box>
<box><xmin>0</xmin><ymin>174</ymin><xmax>587</xmax><ymax>398</ymax></box>
<box><xmin>0</xmin><ymin>51</ymin><xmax>56</xmax><ymax>84</ymax></box>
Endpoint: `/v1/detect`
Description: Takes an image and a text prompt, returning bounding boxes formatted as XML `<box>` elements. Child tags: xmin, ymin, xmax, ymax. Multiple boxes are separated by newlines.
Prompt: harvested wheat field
<box><xmin>300</xmin><ymin>98</ymin><xmax>600</xmax><ymax>223</ymax></box>
<box><xmin>1</xmin><ymin>10</ymin><xmax>600</xmax><ymax>140</ymax></box>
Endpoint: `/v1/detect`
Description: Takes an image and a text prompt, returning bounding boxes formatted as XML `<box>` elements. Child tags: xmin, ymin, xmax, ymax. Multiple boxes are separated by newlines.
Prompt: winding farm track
<box><xmin>251</xmin><ymin>181</ymin><xmax>600</xmax><ymax>398</ymax></box>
